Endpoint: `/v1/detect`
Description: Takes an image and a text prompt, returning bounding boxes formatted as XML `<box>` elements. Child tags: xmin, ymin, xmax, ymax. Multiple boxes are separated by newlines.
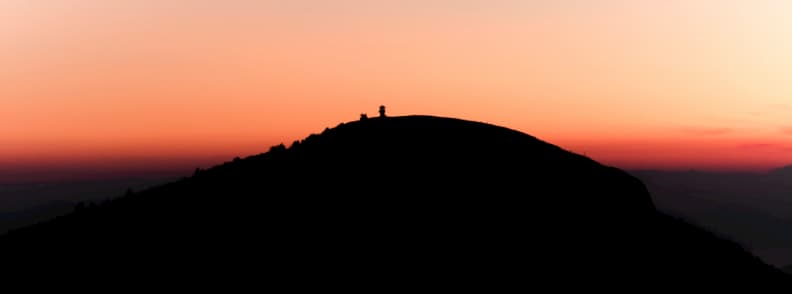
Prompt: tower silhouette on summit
<box><xmin>379</xmin><ymin>105</ymin><xmax>387</xmax><ymax>118</ymax></box>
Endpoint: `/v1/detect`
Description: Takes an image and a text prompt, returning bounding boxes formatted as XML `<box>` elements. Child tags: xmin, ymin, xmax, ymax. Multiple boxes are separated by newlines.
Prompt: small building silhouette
<box><xmin>360</xmin><ymin>113</ymin><xmax>368</xmax><ymax>121</ymax></box>
<box><xmin>379</xmin><ymin>105</ymin><xmax>386</xmax><ymax>118</ymax></box>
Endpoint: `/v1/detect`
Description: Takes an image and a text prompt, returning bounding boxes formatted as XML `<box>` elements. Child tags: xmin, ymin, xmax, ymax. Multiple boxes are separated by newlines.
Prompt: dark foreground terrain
<box><xmin>2</xmin><ymin>115</ymin><xmax>789</xmax><ymax>288</ymax></box>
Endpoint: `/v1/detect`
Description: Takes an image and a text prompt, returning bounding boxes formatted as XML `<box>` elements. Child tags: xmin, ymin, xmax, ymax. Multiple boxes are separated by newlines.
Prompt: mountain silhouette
<box><xmin>1</xmin><ymin>115</ymin><xmax>789</xmax><ymax>288</ymax></box>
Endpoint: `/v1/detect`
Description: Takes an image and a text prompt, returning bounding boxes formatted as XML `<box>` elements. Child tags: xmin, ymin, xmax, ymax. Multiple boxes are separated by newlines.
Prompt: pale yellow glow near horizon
<box><xmin>1</xmin><ymin>0</ymin><xmax>792</xmax><ymax>174</ymax></box>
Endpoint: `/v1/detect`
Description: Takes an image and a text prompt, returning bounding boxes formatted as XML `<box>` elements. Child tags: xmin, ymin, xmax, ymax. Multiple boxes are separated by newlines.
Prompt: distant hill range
<box><xmin>2</xmin><ymin>115</ymin><xmax>789</xmax><ymax>288</ymax></box>
<box><xmin>770</xmin><ymin>164</ymin><xmax>792</xmax><ymax>177</ymax></box>
<box><xmin>0</xmin><ymin>201</ymin><xmax>75</xmax><ymax>234</ymax></box>
<box><xmin>632</xmin><ymin>168</ymin><xmax>792</xmax><ymax>267</ymax></box>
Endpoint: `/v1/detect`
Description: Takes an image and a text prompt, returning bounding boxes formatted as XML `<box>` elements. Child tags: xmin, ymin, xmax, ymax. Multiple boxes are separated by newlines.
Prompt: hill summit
<box><xmin>2</xmin><ymin>115</ymin><xmax>790</xmax><ymax>288</ymax></box>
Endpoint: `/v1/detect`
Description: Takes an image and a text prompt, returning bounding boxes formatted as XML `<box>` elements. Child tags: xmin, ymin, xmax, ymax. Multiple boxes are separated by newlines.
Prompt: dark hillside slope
<box><xmin>1</xmin><ymin>115</ymin><xmax>788</xmax><ymax>288</ymax></box>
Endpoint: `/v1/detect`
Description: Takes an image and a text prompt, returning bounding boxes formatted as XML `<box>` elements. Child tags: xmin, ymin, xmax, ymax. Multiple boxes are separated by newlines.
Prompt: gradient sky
<box><xmin>2</xmin><ymin>0</ymin><xmax>792</xmax><ymax>182</ymax></box>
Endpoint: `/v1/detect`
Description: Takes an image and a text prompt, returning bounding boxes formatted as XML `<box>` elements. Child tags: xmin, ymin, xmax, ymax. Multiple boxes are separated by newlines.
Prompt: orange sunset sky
<box><xmin>2</xmin><ymin>0</ymin><xmax>792</xmax><ymax>180</ymax></box>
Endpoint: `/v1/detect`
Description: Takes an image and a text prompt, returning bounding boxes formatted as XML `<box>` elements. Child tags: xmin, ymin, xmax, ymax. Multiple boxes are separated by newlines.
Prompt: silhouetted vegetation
<box><xmin>0</xmin><ymin>115</ymin><xmax>789</xmax><ymax>288</ymax></box>
<box><xmin>269</xmin><ymin>143</ymin><xmax>286</xmax><ymax>153</ymax></box>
